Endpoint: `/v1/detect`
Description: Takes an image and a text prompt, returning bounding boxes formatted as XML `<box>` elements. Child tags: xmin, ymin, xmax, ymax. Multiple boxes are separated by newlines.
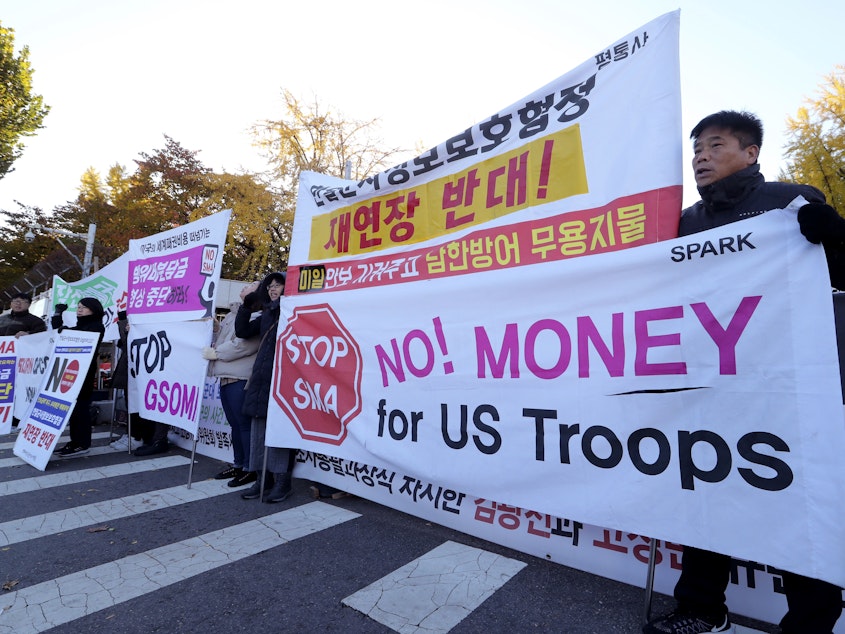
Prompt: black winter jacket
<box><xmin>235</xmin><ymin>284</ymin><xmax>279</xmax><ymax>419</ymax></box>
<box><xmin>0</xmin><ymin>310</ymin><xmax>47</xmax><ymax>336</ymax></box>
<box><xmin>680</xmin><ymin>164</ymin><xmax>845</xmax><ymax>289</ymax></box>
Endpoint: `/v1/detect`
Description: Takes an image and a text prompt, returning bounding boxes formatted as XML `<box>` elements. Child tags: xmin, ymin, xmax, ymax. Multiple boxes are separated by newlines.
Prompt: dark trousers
<box><xmin>68</xmin><ymin>395</ymin><xmax>93</xmax><ymax>448</ymax></box>
<box><xmin>220</xmin><ymin>380</ymin><xmax>250</xmax><ymax>469</ymax></box>
<box><xmin>675</xmin><ymin>547</ymin><xmax>842</xmax><ymax>633</ymax></box>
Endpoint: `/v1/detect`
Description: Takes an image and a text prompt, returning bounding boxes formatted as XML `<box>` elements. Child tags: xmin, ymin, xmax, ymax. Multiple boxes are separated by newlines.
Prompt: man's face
<box><xmin>267</xmin><ymin>280</ymin><xmax>284</xmax><ymax>301</ymax></box>
<box><xmin>10</xmin><ymin>297</ymin><xmax>29</xmax><ymax>311</ymax></box>
<box><xmin>691</xmin><ymin>126</ymin><xmax>759</xmax><ymax>187</ymax></box>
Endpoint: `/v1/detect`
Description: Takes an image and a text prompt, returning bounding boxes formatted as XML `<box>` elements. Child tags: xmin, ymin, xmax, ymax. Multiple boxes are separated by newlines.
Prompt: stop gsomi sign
<box><xmin>273</xmin><ymin>303</ymin><xmax>363</xmax><ymax>445</ymax></box>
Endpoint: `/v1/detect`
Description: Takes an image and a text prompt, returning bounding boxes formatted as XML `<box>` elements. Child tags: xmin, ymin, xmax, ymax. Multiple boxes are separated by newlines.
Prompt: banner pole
<box><xmin>261</xmin><ymin>446</ymin><xmax>269</xmax><ymax>500</ymax></box>
<box><xmin>186</xmin><ymin>431</ymin><xmax>198</xmax><ymax>489</ymax></box>
<box><xmin>125</xmin><ymin>410</ymin><xmax>133</xmax><ymax>455</ymax></box>
<box><xmin>642</xmin><ymin>537</ymin><xmax>658</xmax><ymax>625</ymax></box>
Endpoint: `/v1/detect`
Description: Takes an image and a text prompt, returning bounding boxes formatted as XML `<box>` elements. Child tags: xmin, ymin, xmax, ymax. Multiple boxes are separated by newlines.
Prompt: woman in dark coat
<box><xmin>53</xmin><ymin>298</ymin><xmax>105</xmax><ymax>457</ymax></box>
<box><xmin>234</xmin><ymin>271</ymin><xmax>296</xmax><ymax>502</ymax></box>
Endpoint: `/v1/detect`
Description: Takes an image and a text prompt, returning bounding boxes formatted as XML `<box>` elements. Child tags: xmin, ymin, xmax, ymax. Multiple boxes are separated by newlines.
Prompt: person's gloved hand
<box><xmin>201</xmin><ymin>346</ymin><xmax>218</xmax><ymax>361</ymax></box>
<box><xmin>798</xmin><ymin>203</ymin><xmax>845</xmax><ymax>244</ymax></box>
<box><xmin>117</xmin><ymin>310</ymin><xmax>128</xmax><ymax>321</ymax></box>
<box><xmin>54</xmin><ymin>303</ymin><xmax>68</xmax><ymax>314</ymax></box>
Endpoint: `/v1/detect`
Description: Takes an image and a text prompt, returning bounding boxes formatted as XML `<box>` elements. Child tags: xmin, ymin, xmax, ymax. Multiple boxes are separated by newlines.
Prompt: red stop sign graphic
<box><xmin>60</xmin><ymin>359</ymin><xmax>80</xmax><ymax>393</ymax></box>
<box><xmin>273</xmin><ymin>304</ymin><xmax>362</xmax><ymax>445</ymax></box>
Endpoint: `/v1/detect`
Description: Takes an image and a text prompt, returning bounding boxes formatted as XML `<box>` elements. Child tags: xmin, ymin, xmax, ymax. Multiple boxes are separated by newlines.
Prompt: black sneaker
<box><xmin>133</xmin><ymin>439</ymin><xmax>169</xmax><ymax>457</ymax></box>
<box><xmin>644</xmin><ymin>612</ymin><xmax>733</xmax><ymax>634</ymax></box>
<box><xmin>57</xmin><ymin>444</ymin><xmax>90</xmax><ymax>458</ymax></box>
<box><xmin>215</xmin><ymin>465</ymin><xmax>241</xmax><ymax>480</ymax></box>
<box><xmin>228</xmin><ymin>471</ymin><xmax>257</xmax><ymax>488</ymax></box>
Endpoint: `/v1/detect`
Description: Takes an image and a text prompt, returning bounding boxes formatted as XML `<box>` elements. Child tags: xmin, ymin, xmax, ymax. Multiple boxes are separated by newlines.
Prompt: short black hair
<box><xmin>690</xmin><ymin>110</ymin><xmax>763</xmax><ymax>150</ymax></box>
<box><xmin>11</xmin><ymin>292</ymin><xmax>32</xmax><ymax>302</ymax></box>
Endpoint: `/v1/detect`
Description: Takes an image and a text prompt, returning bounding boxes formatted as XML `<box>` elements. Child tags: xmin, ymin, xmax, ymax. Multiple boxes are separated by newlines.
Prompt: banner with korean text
<box><xmin>0</xmin><ymin>336</ymin><xmax>16</xmax><ymax>435</ymax></box>
<box><xmin>270</xmin><ymin>193</ymin><xmax>845</xmax><ymax>589</ymax></box>
<box><xmin>126</xmin><ymin>211</ymin><xmax>231</xmax><ymax>324</ymax></box>
<box><xmin>11</xmin><ymin>331</ymin><xmax>54</xmax><ymax>424</ymax></box>
<box><xmin>51</xmin><ymin>253</ymin><xmax>129</xmax><ymax>341</ymax></box>
<box><xmin>287</xmin><ymin>12</ymin><xmax>682</xmax><ymax>293</ymax></box>
<box><xmin>12</xmin><ymin>330</ymin><xmax>101</xmax><ymax>470</ymax></box>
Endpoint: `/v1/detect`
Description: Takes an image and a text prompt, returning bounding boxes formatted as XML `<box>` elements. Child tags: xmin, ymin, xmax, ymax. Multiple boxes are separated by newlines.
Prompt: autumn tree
<box><xmin>43</xmin><ymin>137</ymin><xmax>287</xmax><ymax>281</ymax></box>
<box><xmin>780</xmin><ymin>65</ymin><xmax>845</xmax><ymax>214</ymax></box>
<box><xmin>0</xmin><ymin>22</ymin><xmax>49</xmax><ymax>179</ymax></box>
<box><xmin>250</xmin><ymin>90</ymin><xmax>406</xmax><ymax>256</ymax></box>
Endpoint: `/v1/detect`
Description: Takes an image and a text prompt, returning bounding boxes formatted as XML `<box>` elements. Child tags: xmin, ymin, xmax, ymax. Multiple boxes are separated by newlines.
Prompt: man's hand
<box><xmin>798</xmin><ymin>203</ymin><xmax>845</xmax><ymax>244</ymax></box>
<box><xmin>201</xmin><ymin>346</ymin><xmax>218</xmax><ymax>361</ymax></box>
<box><xmin>54</xmin><ymin>303</ymin><xmax>68</xmax><ymax>314</ymax></box>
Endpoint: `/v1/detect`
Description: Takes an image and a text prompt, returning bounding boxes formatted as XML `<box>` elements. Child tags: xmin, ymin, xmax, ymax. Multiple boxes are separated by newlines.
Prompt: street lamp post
<box><xmin>25</xmin><ymin>223</ymin><xmax>97</xmax><ymax>277</ymax></box>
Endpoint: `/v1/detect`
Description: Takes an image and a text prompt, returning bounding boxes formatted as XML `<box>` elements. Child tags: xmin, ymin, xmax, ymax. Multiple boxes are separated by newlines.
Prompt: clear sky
<box><xmin>1</xmin><ymin>0</ymin><xmax>842</xmax><ymax>217</ymax></box>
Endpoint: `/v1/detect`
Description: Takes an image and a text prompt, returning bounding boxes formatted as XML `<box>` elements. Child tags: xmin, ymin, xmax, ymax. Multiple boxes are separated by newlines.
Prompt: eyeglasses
<box><xmin>268</xmin><ymin>282</ymin><xmax>284</xmax><ymax>290</ymax></box>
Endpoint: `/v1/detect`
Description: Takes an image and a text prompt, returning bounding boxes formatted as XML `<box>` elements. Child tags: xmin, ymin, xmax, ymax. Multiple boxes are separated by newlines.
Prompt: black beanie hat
<box><xmin>78</xmin><ymin>297</ymin><xmax>105</xmax><ymax>319</ymax></box>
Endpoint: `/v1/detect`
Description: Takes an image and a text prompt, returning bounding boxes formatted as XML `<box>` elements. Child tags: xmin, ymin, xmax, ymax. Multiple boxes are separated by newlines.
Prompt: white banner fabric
<box><xmin>288</xmin><ymin>11</ymin><xmax>681</xmax><ymax>283</ymax></box>
<box><xmin>168</xmin><ymin>377</ymin><xmax>233</xmax><ymax>462</ymax></box>
<box><xmin>126</xmin><ymin>210</ymin><xmax>231</xmax><ymax>324</ymax></box>
<box><xmin>12</xmin><ymin>330</ymin><xmax>101</xmax><ymax>470</ymax></box>
<box><xmin>11</xmin><ymin>331</ymin><xmax>54</xmax><ymax>424</ymax></box>
<box><xmin>126</xmin><ymin>320</ymin><xmax>212</xmax><ymax>435</ymax></box>
<box><xmin>268</xmin><ymin>206</ymin><xmax>845</xmax><ymax>588</ymax></box>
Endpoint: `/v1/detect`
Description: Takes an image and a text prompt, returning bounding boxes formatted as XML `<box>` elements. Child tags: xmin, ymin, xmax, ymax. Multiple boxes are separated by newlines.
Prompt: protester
<box><xmin>202</xmin><ymin>281</ymin><xmax>261</xmax><ymax>487</ymax></box>
<box><xmin>108</xmin><ymin>311</ymin><xmax>145</xmax><ymax>452</ymax></box>
<box><xmin>53</xmin><ymin>298</ymin><xmax>105</xmax><ymax>457</ymax></box>
<box><xmin>644</xmin><ymin>110</ymin><xmax>844</xmax><ymax>634</ymax></box>
<box><xmin>0</xmin><ymin>292</ymin><xmax>47</xmax><ymax>337</ymax></box>
<box><xmin>234</xmin><ymin>271</ymin><xmax>296</xmax><ymax>503</ymax></box>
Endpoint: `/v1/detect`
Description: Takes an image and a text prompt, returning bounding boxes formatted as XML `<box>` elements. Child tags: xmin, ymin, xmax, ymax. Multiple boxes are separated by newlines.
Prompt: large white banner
<box><xmin>11</xmin><ymin>331</ymin><xmax>54</xmax><ymax>424</ymax></box>
<box><xmin>12</xmin><ymin>330</ymin><xmax>101</xmax><ymax>470</ymax></box>
<box><xmin>287</xmin><ymin>11</ymin><xmax>681</xmax><ymax>293</ymax></box>
<box><xmin>126</xmin><ymin>319</ymin><xmax>212</xmax><ymax>435</ymax></box>
<box><xmin>268</xmin><ymin>205</ymin><xmax>845</xmax><ymax>587</ymax></box>
<box><xmin>126</xmin><ymin>211</ymin><xmax>231</xmax><ymax>324</ymax></box>
<box><xmin>168</xmin><ymin>377</ymin><xmax>233</xmax><ymax>461</ymax></box>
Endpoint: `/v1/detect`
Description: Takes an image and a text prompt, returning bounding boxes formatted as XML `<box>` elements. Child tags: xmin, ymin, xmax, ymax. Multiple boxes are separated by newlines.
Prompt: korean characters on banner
<box><xmin>126</xmin><ymin>319</ymin><xmax>213</xmax><ymax>436</ymax></box>
<box><xmin>12</xmin><ymin>331</ymin><xmax>54</xmax><ymax>423</ymax></box>
<box><xmin>13</xmin><ymin>330</ymin><xmax>101</xmax><ymax>470</ymax></box>
<box><xmin>0</xmin><ymin>336</ymin><xmax>16</xmax><ymax>434</ymax></box>
<box><xmin>267</xmin><ymin>208</ymin><xmax>845</xmax><ymax>589</ymax></box>
<box><xmin>51</xmin><ymin>253</ymin><xmax>129</xmax><ymax>341</ymax></box>
<box><xmin>126</xmin><ymin>210</ymin><xmax>231</xmax><ymax>324</ymax></box>
<box><xmin>286</xmin><ymin>11</ymin><xmax>682</xmax><ymax>294</ymax></box>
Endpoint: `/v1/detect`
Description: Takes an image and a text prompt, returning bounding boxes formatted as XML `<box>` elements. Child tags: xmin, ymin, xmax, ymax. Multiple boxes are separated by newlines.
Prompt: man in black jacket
<box><xmin>645</xmin><ymin>111</ymin><xmax>844</xmax><ymax>634</ymax></box>
<box><xmin>0</xmin><ymin>293</ymin><xmax>47</xmax><ymax>337</ymax></box>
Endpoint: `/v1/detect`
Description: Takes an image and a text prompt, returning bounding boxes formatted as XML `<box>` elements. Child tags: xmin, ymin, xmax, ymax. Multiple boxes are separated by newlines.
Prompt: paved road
<box><xmin>1</xmin><ymin>425</ymin><xmax>776</xmax><ymax>634</ymax></box>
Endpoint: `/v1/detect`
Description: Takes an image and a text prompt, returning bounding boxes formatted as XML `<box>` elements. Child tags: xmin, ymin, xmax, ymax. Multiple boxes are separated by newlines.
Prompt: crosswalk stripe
<box><xmin>1</xmin><ymin>445</ymin><xmax>136</xmax><ymax>468</ymax></box>
<box><xmin>0</xmin><ymin>501</ymin><xmax>360</xmax><ymax>634</ymax></box>
<box><xmin>0</xmin><ymin>478</ymin><xmax>234</xmax><ymax>547</ymax></box>
<box><xmin>0</xmin><ymin>431</ymin><xmax>114</xmax><ymax>451</ymax></box>
<box><xmin>0</xmin><ymin>455</ymin><xmax>192</xmax><ymax>497</ymax></box>
<box><xmin>342</xmin><ymin>540</ymin><xmax>527</xmax><ymax>633</ymax></box>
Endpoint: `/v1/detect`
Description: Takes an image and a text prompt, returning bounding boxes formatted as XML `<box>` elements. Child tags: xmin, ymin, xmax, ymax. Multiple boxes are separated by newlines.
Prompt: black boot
<box><xmin>241</xmin><ymin>472</ymin><xmax>273</xmax><ymax>500</ymax></box>
<box><xmin>262</xmin><ymin>472</ymin><xmax>292</xmax><ymax>503</ymax></box>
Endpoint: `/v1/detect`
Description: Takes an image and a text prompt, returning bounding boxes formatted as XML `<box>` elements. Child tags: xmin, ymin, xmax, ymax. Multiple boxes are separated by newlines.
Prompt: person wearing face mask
<box><xmin>52</xmin><ymin>298</ymin><xmax>106</xmax><ymax>457</ymax></box>
<box><xmin>235</xmin><ymin>272</ymin><xmax>297</xmax><ymax>503</ymax></box>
